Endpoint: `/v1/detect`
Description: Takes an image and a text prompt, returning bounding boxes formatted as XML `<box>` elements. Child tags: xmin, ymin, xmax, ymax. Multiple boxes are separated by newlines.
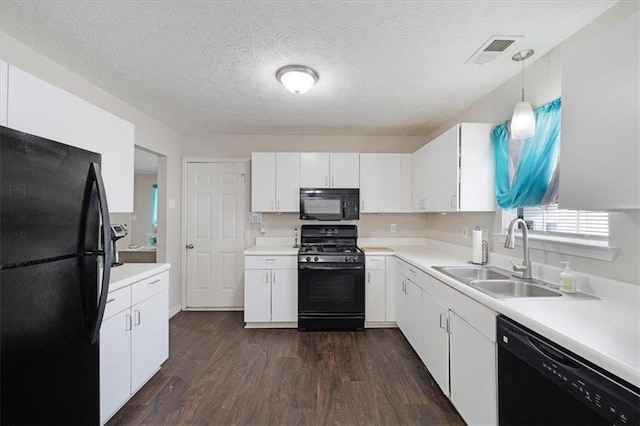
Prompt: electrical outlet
<box><xmin>390</xmin><ymin>223</ymin><xmax>396</xmax><ymax>233</ymax></box>
<box><xmin>260</xmin><ymin>222</ymin><xmax>267</xmax><ymax>233</ymax></box>
<box><xmin>462</xmin><ymin>226</ymin><xmax>469</xmax><ymax>239</ymax></box>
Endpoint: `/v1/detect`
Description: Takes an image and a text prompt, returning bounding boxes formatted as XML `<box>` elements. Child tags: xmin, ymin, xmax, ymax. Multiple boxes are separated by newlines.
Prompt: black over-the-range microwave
<box><xmin>299</xmin><ymin>188</ymin><xmax>359</xmax><ymax>221</ymax></box>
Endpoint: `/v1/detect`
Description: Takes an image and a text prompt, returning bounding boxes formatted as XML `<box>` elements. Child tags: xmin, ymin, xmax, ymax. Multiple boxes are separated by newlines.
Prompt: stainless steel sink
<box><xmin>470</xmin><ymin>279</ymin><xmax>562</xmax><ymax>299</ymax></box>
<box><xmin>432</xmin><ymin>265</ymin><xmax>598</xmax><ymax>300</ymax></box>
<box><xmin>432</xmin><ymin>265</ymin><xmax>512</xmax><ymax>284</ymax></box>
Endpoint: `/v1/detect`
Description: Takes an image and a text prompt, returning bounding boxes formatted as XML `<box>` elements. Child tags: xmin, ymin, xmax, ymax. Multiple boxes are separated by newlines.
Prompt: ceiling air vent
<box><xmin>466</xmin><ymin>35</ymin><xmax>523</xmax><ymax>65</ymax></box>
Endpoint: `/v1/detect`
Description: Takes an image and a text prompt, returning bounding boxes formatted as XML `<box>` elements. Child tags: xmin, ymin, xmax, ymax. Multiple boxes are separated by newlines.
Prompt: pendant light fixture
<box><xmin>276</xmin><ymin>65</ymin><xmax>319</xmax><ymax>95</ymax></box>
<box><xmin>510</xmin><ymin>49</ymin><xmax>535</xmax><ymax>139</ymax></box>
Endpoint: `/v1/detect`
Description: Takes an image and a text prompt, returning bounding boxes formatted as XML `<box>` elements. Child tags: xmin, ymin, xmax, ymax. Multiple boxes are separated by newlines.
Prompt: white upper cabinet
<box><xmin>251</xmin><ymin>152</ymin><xmax>300</xmax><ymax>212</ymax></box>
<box><xmin>559</xmin><ymin>11</ymin><xmax>639</xmax><ymax>210</ymax></box>
<box><xmin>6</xmin><ymin>65</ymin><xmax>134</xmax><ymax>212</ymax></box>
<box><xmin>300</xmin><ymin>152</ymin><xmax>359</xmax><ymax>188</ymax></box>
<box><xmin>0</xmin><ymin>61</ymin><xmax>7</xmax><ymax>126</ymax></box>
<box><xmin>360</xmin><ymin>153</ymin><xmax>412</xmax><ymax>212</ymax></box>
<box><xmin>413</xmin><ymin>123</ymin><xmax>495</xmax><ymax>213</ymax></box>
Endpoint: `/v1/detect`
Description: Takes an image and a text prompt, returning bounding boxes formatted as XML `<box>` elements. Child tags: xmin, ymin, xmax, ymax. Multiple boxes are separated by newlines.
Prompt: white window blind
<box><xmin>522</xmin><ymin>204</ymin><xmax>609</xmax><ymax>239</ymax></box>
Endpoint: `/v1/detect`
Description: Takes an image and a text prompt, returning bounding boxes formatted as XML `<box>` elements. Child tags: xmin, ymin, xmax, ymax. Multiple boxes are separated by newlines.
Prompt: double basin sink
<box><xmin>432</xmin><ymin>265</ymin><xmax>596</xmax><ymax>300</ymax></box>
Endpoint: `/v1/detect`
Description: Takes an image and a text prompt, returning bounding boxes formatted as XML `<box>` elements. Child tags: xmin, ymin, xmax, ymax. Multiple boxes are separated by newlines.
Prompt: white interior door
<box><xmin>186</xmin><ymin>162</ymin><xmax>247</xmax><ymax>308</ymax></box>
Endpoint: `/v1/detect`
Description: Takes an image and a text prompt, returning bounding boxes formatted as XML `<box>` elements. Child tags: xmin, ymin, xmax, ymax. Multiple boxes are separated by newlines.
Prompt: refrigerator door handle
<box><xmin>88</xmin><ymin>162</ymin><xmax>112</xmax><ymax>345</ymax></box>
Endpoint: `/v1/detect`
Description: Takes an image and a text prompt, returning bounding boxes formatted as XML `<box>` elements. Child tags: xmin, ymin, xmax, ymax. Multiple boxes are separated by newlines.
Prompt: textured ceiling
<box><xmin>0</xmin><ymin>1</ymin><xmax>616</xmax><ymax>136</ymax></box>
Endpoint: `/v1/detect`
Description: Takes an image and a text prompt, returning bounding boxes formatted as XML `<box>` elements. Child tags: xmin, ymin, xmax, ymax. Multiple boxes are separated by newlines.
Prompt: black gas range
<box><xmin>297</xmin><ymin>225</ymin><xmax>365</xmax><ymax>331</ymax></box>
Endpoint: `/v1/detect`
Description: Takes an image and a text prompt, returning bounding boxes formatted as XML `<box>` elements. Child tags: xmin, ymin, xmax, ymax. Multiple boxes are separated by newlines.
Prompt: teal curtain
<box><xmin>151</xmin><ymin>184</ymin><xmax>158</xmax><ymax>226</ymax></box>
<box><xmin>492</xmin><ymin>98</ymin><xmax>561</xmax><ymax>209</ymax></box>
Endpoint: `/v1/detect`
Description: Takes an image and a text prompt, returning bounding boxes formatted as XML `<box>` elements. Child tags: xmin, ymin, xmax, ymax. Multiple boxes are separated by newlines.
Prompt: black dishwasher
<box><xmin>497</xmin><ymin>316</ymin><xmax>639</xmax><ymax>426</ymax></box>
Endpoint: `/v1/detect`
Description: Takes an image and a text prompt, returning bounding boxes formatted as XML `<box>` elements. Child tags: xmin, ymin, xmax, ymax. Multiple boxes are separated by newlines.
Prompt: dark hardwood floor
<box><xmin>108</xmin><ymin>311</ymin><xmax>464</xmax><ymax>425</ymax></box>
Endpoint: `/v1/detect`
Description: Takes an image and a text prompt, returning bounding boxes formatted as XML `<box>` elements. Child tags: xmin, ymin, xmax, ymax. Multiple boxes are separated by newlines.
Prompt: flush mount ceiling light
<box><xmin>276</xmin><ymin>65</ymin><xmax>319</xmax><ymax>95</ymax></box>
<box><xmin>510</xmin><ymin>49</ymin><xmax>536</xmax><ymax>139</ymax></box>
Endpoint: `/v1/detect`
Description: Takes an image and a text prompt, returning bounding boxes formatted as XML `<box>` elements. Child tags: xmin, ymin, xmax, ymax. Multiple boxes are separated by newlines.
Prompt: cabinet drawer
<box><xmin>396</xmin><ymin>259</ymin><xmax>423</xmax><ymax>287</ymax></box>
<box><xmin>104</xmin><ymin>286</ymin><xmax>131</xmax><ymax>320</ymax></box>
<box><xmin>245</xmin><ymin>255</ymin><xmax>297</xmax><ymax>270</ymax></box>
<box><xmin>366</xmin><ymin>256</ymin><xmax>385</xmax><ymax>270</ymax></box>
<box><xmin>132</xmin><ymin>271</ymin><xmax>169</xmax><ymax>306</ymax></box>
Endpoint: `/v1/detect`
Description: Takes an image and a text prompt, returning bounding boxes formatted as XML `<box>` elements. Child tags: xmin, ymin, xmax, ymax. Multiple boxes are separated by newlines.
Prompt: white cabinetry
<box><xmin>251</xmin><ymin>152</ymin><xmax>300</xmax><ymax>212</ymax></box>
<box><xmin>6</xmin><ymin>65</ymin><xmax>134</xmax><ymax>212</ymax></box>
<box><xmin>0</xmin><ymin>61</ymin><xmax>7</xmax><ymax>126</ymax></box>
<box><xmin>300</xmin><ymin>153</ymin><xmax>359</xmax><ymax>188</ymax></box>
<box><xmin>394</xmin><ymin>259</ymin><xmax>423</xmax><ymax>354</ymax></box>
<box><xmin>244</xmin><ymin>255</ymin><xmax>297</xmax><ymax>324</ymax></box>
<box><xmin>100</xmin><ymin>269</ymin><xmax>169</xmax><ymax>425</ymax></box>
<box><xmin>413</xmin><ymin>123</ymin><xmax>495</xmax><ymax>212</ymax></box>
<box><xmin>559</xmin><ymin>11</ymin><xmax>639</xmax><ymax>210</ymax></box>
<box><xmin>421</xmin><ymin>272</ymin><xmax>497</xmax><ymax>426</ymax></box>
<box><xmin>360</xmin><ymin>153</ymin><xmax>412</xmax><ymax>212</ymax></box>
<box><xmin>365</xmin><ymin>255</ymin><xmax>386</xmax><ymax>322</ymax></box>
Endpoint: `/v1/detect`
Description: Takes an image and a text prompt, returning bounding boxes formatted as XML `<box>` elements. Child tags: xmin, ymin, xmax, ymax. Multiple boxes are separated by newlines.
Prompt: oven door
<box><xmin>298</xmin><ymin>263</ymin><xmax>365</xmax><ymax>329</ymax></box>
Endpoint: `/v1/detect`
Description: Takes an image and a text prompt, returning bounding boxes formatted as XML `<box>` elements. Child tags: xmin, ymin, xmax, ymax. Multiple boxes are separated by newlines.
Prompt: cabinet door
<box><xmin>7</xmin><ymin>65</ymin><xmax>134</xmax><ymax>212</ymax></box>
<box><xmin>559</xmin><ymin>11</ymin><xmax>639</xmax><ymax>210</ymax></box>
<box><xmin>459</xmin><ymin>123</ymin><xmax>495</xmax><ymax>211</ymax></box>
<box><xmin>394</xmin><ymin>270</ymin><xmax>407</xmax><ymax>332</ymax></box>
<box><xmin>405</xmin><ymin>279</ymin><xmax>423</xmax><ymax>353</ymax></box>
<box><xmin>423</xmin><ymin>126</ymin><xmax>459</xmax><ymax>212</ymax></box>
<box><xmin>421</xmin><ymin>291</ymin><xmax>450</xmax><ymax>396</ymax></box>
<box><xmin>300</xmin><ymin>153</ymin><xmax>330</xmax><ymax>187</ymax></box>
<box><xmin>400</xmin><ymin>154</ymin><xmax>413</xmax><ymax>212</ymax></box>
<box><xmin>412</xmin><ymin>145</ymin><xmax>427</xmax><ymax>211</ymax></box>
<box><xmin>329</xmin><ymin>153</ymin><xmax>359</xmax><ymax>188</ymax></box>
<box><xmin>0</xmin><ymin>61</ymin><xmax>7</xmax><ymax>126</ymax></box>
<box><xmin>271</xmin><ymin>269</ymin><xmax>297</xmax><ymax>322</ymax></box>
<box><xmin>100</xmin><ymin>310</ymin><xmax>131</xmax><ymax>425</ymax></box>
<box><xmin>251</xmin><ymin>152</ymin><xmax>276</xmax><ymax>212</ymax></box>
<box><xmin>244</xmin><ymin>269</ymin><xmax>272</xmax><ymax>322</ymax></box>
<box><xmin>131</xmin><ymin>290</ymin><xmax>169</xmax><ymax>393</ymax></box>
<box><xmin>365</xmin><ymin>268</ymin><xmax>386</xmax><ymax>322</ymax></box>
<box><xmin>450</xmin><ymin>311</ymin><xmax>497</xmax><ymax>426</ymax></box>
<box><xmin>275</xmin><ymin>153</ymin><xmax>300</xmax><ymax>212</ymax></box>
<box><xmin>360</xmin><ymin>154</ymin><xmax>402</xmax><ymax>212</ymax></box>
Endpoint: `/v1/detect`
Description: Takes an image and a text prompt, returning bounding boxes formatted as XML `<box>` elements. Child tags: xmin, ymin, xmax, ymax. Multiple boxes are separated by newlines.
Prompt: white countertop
<box><xmin>243</xmin><ymin>242</ymin><xmax>640</xmax><ymax>387</ymax></box>
<box><xmin>393</xmin><ymin>246</ymin><xmax>640</xmax><ymax>389</ymax></box>
<box><xmin>244</xmin><ymin>245</ymin><xmax>299</xmax><ymax>255</ymax></box>
<box><xmin>108</xmin><ymin>263</ymin><xmax>171</xmax><ymax>292</ymax></box>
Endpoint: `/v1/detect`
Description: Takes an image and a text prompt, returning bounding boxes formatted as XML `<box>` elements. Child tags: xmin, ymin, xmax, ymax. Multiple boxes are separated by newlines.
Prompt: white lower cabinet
<box><xmin>394</xmin><ymin>259</ymin><xmax>422</xmax><ymax>353</ymax></box>
<box><xmin>421</xmin><ymin>290</ymin><xmax>450</xmax><ymax>395</ymax></box>
<box><xmin>365</xmin><ymin>256</ymin><xmax>386</xmax><ymax>323</ymax></box>
<box><xmin>244</xmin><ymin>256</ymin><xmax>297</xmax><ymax>324</ymax></box>
<box><xmin>449</xmin><ymin>311</ymin><xmax>497</xmax><ymax>425</ymax></box>
<box><xmin>100</xmin><ymin>270</ymin><xmax>169</xmax><ymax>425</ymax></box>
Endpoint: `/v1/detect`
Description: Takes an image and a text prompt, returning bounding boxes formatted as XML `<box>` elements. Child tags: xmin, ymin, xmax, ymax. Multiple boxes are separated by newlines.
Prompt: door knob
<box><xmin>186</xmin><ymin>243</ymin><xmax>194</xmax><ymax>249</ymax></box>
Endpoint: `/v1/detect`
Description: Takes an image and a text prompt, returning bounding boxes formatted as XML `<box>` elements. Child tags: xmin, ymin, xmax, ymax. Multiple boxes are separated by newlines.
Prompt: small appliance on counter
<box><xmin>110</xmin><ymin>224</ymin><xmax>127</xmax><ymax>267</ymax></box>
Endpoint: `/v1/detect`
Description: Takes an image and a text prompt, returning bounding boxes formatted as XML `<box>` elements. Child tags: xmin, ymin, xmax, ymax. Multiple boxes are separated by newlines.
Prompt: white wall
<box><xmin>1</xmin><ymin>32</ymin><xmax>184</xmax><ymax>313</ymax></box>
<box><xmin>419</xmin><ymin>1</ymin><xmax>640</xmax><ymax>285</ymax></box>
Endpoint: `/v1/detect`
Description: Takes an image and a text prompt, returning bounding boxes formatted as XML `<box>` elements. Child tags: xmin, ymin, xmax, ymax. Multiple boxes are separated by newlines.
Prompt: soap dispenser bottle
<box><xmin>559</xmin><ymin>261</ymin><xmax>576</xmax><ymax>293</ymax></box>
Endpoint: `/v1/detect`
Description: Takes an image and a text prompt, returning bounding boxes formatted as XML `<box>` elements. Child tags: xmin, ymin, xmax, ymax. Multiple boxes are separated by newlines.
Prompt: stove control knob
<box><xmin>306</xmin><ymin>256</ymin><xmax>311</xmax><ymax>262</ymax></box>
<box><xmin>314</xmin><ymin>256</ymin><xmax>319</xmax><ymax>262</ymax></box>
<box><xmin>344</xmin><ymin>256</ymin><xmax>350</xmax><ymax>262</ymax></box>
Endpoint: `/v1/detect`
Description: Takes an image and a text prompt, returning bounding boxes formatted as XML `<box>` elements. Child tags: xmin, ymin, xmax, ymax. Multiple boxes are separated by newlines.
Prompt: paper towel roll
<box><xmin>472</xmin><ymin>229</ymin><xmax>483</xmax><ymax>264</ymax></box>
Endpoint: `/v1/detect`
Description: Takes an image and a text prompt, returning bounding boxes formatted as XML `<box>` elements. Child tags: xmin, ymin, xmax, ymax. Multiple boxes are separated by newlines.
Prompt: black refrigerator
<box><xmin>0</xmin><ymin>126</ymin><xmax>113</xmax><ymax>425</ymax></box>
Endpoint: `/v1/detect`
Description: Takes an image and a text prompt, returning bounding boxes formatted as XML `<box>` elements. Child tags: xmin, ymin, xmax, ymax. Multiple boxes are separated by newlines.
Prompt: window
<box><xmin>521</xmin><ymin>204</ymin><xmax>609</xmax><ymax>240</ymax></box>
<box><xmin>151</xmin><ymin>184</ymin><xmax>158</xmax><ymax>227</ymax></box>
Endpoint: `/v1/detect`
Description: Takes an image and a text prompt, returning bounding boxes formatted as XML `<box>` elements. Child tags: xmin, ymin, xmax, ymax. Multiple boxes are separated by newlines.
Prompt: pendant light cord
<box><xmin>521</xmin><ymin>59</ymin><xmax>525</xmax><ymax>102</ymax></box>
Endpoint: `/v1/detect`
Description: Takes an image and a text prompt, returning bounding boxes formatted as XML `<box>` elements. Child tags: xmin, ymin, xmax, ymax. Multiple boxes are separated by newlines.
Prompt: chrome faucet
<box><xmin>505</xmin><ymin>218</ymin><xmax>532</xmax><ymax>280</ymax></box>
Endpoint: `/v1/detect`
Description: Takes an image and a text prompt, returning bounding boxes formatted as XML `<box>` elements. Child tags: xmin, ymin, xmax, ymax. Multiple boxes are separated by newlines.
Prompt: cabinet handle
<box><xmin>367</xmin><ymin>272</ymin><xmax>371</xmax><ymax>283</ymax></box>
<box><xmin>439</xmin><ymin>312</ymin><xmax>447</xmax><ymax>329</ymax></box>
<box><xmin>325</xmin><ymin>176</ymin><xmax>329</xmax><ymax>187</ymax></box>
<box><xmin>126</xmin><ymin>314</ymin><xmax>132</xmax><ymax>331</ymax></box>
<box><xmin>451</xmin><ymin>194</ymin><xmax>457</xmax><ymax>209</ymax></box>
<box><xmin>134</xmin><ymin>310</ymin><xmax>141</xmax><ymax>326</ymax></box>
<box><xmin>446</xmin><ymin>317</ymin><xmax>451</xmax><ymax>334</ymax></box>
<box><xmin>272</xmin><ymin>271</ymin><xmax>276</xmax><ymax>284</ymax></box>
<box><xmin>265</xmin><ymin>258</ymin><xmax>276</xmax><ymax>263</ymax></box>
<box><xmin>271</xmin><ymin>200</ymin><xmax>274</xmax><ymax>210</ymax></box>
<box><xmin>331</xmin><ymin>177</ymin><xmax>335</xmax><ymax>187</ymax></box>
<box><xmin>277</xmin><ymin>200</ymin><xmax>280</xmax><ymax>210</ymax></box>
<box><xmin>106</xmin><ymin>298</ymin><xmax>115</xmax><ymax>304</ymax></box>
<box><xmin>264</xmin><ymin>272</ymin><xmax>270</xmax><ymax>283</ymax></box>
<box><xmin>148</xmin><ymin>279</ymin><xmax>160</xmax><ymax>287</ymax></box>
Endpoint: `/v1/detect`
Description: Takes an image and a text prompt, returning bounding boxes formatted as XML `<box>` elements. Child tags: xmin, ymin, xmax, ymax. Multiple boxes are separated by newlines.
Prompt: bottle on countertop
<box><xmin>558</xmin><ymin>261</ymin><xmax>576</xmax><ymax>293</ymax></box>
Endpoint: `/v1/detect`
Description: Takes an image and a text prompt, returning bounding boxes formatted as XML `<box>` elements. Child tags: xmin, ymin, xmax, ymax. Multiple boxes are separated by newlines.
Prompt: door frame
<box><xmin>181</xmin><ymin>158</ymin><xmax>250</xmax><ymax>311</ymax></box>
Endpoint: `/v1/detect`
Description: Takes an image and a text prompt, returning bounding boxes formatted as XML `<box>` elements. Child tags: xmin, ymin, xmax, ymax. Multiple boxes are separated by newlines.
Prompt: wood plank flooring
<box><xmin>108</xmin><ymin>311</ymin><xmax>464</xmax><ymax>425</ymax></box>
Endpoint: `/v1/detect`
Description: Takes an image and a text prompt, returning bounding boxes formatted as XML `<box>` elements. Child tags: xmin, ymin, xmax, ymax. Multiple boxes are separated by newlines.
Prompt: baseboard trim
<box><xmin>365</xmin><ymin>321</ymin><xmax>398</xmax><ymax>328</ymax></box>
<box><xmin>183</xmin><ymin>307</ymin><xmax>244</xmax><ymax>312</ymax></box>
<box><xmin>245</xmin><ymin>322</ymin><xmax>297</xmax><ymax>329</ymax></box>
<box><xmin>169</xmin><ymin>305</ymin><xmax>181</xmax><ymax>318</ymax></box>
